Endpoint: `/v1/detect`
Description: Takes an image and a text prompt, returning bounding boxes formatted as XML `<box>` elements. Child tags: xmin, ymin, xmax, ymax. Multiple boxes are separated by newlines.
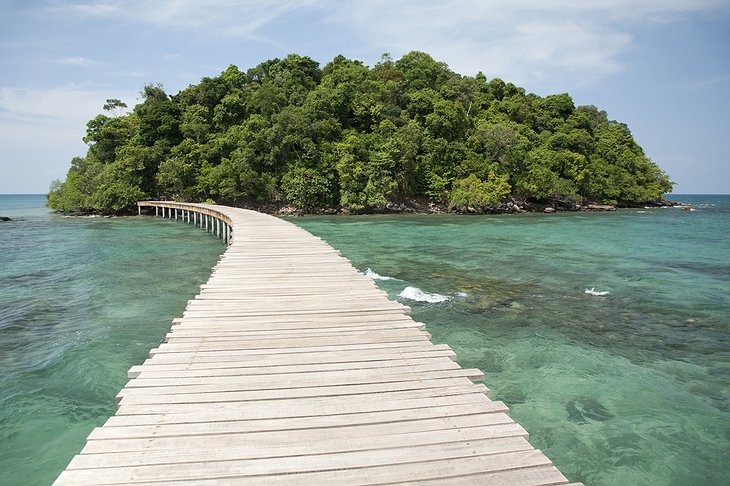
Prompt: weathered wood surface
<box><xmin>55</xmin><ymin>202</ymin><xmax>577</xmax><ymax>485</ymax></box>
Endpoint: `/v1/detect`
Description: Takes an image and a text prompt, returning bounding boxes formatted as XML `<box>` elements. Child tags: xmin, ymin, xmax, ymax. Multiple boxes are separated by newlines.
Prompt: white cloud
<box><xmin>0</xmin><ymin>85</ymin><xmax>137</xmax><ymax>192</ymax></box>
<box><xmin>321</xmin><ymin>0</ymin><xmax>725</xmax><ymax>90</ymax></box>
<box><xmin>0</xmin><ymin>120</ymin><xmax>87</xmax><ymax>193</ymax></box>
<box><xmin>49</xmin><ymin>1</ymin><xmax>724</xmax><ymax>91</ymax></box>
<box><xmin>66</xmin><ymin>3</ymin><xmax>122</xmax><ymax>17</ymax></box>
<box><xmin>55</xmin><ymin>56</ymin><xmax>96</xmax><ymax>66</ymax></box>
<box><xmin>61</xmin><ymin>0</ymin><xmax>325</xmax><ymax>38</ymax></box>
<box><xmin>0</xmin><ymin>85</ymin><xmax>135</xmax><ymax>126</ymax></box>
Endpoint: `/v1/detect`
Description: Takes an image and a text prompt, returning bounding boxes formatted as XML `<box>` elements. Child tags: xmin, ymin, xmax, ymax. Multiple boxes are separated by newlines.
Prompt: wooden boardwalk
<box><xmin>55</xmin><ymin>202</ymin><xmax>578</xmax><ymax>485</ymax></box>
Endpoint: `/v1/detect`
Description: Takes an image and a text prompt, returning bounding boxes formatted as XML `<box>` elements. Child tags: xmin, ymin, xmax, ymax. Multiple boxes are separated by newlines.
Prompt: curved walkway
<box><xmin>55</xmin><ymin>202</ymin><xmax>579</xmax><ymax>485</ymax></box>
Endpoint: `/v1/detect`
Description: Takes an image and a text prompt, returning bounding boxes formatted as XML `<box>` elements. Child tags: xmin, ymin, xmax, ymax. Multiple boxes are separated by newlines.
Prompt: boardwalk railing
<box><xmin>55</xmin><ymin>201</ymin><xmax>580</xmax><ymax>485</ymax></box>
<box><xmin>137</xmin><ymin>201</ymin><xmax>234</xmax><ymax>244</ymax></box>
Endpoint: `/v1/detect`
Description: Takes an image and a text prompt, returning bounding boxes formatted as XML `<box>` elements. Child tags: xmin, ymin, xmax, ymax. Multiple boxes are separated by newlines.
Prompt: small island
<box><xmin>47</xmin><ymin>51</ymin><xmax>673</xmax><ymax>215</ymax></box>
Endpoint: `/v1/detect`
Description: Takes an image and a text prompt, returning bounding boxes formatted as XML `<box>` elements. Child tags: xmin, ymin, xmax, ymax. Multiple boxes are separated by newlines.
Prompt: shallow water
<box><xmin>1</xmin><ymin>194</ymin><xmax>728</xmax><ymax>485</ymax></box>
<box><xmin>293</xmin><ymin>195</ymin><xmax>729</xmax><ymax>485</ymax></box>
<box><xmin>0</xmin><ymin>195</ymin><xmax>225</xmax><ymax>486</ymax></box>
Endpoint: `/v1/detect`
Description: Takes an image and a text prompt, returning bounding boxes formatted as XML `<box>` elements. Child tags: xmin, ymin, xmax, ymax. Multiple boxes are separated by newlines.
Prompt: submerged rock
<box><xmin>584</xmin><ymin>204</ymin><xmax>617</xmax><ymax>211</ymax></box>
<box><xmin>566</xmin><ymin>397</ymin><xmax>614</xmax><ymax>423</ymax></box>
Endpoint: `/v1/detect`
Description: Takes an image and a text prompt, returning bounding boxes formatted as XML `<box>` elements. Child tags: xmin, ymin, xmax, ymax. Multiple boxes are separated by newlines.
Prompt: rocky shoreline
<box><xmin>52</xmin><ymin>197</ymin><xmax>677</xmax><ymax>218</ymax></box>
<box><xmin>269</xmin><ymin>197</ymin><xmax>676</xmax><ymax>217</ymax></box>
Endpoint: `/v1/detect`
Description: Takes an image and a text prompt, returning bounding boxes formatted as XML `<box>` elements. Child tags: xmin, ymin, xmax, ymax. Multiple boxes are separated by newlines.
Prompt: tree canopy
<box><xmin>48</xmin><ymin>52</ymin><xmax>672</xmax><ymax>214</ymax></box>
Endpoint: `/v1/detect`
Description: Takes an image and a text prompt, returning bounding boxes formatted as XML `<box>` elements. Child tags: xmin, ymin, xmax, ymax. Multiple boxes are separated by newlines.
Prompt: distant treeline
<box><xmin>47</xmin><ymin>51</ymin><xmax>672</xmax><ymax>214</ymax></box>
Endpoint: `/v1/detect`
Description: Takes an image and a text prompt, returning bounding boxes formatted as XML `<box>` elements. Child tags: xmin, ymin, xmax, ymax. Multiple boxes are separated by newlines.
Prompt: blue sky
<box><xmin>1</xmin><ymin>0</ymin><xmax>729</xmax><ymax>194</ymax></box>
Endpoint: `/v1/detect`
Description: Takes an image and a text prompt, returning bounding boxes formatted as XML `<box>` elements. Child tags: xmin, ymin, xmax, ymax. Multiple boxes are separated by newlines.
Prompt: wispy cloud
<box><xmin>0</xmin><ymin>84</ymin><xmax>136</xmax><ymax>191</ymax></box>
<box><xmin>65</xmin><ymin>3</ymin><xmax>122</xmax><ymax>17</ymax></box>
<box><xmin>34</xmin><ymin>0</ymin><xmax>730</xmax><ymax>92</ymax></box>
<box><xmin>322</xmin><ymin>0</ymin><xmax>725</xmax><ymax>90</ymax></box>
<box><xmin>678</xmin><ymin>73</ymin><xmax>730</xmax><ymax>91</ymax></box>
<box><xmin>54</xmin><ymin>55</ymin><xmax>96</xmax><ymax>67</ymax></box>
<box><xmin>58</xmin><ymin>0</ymin><xmax>324</xmax><ymax>38</ymax></box>
<box><xmin>0</xmin><ymin>85</ymin><xmax>134</xmax><ymax>126</ymax></box>
<box><xmin>112</xmin><ymin>70</ymin><xmax>147</xmax><ymax>78</ymax></box>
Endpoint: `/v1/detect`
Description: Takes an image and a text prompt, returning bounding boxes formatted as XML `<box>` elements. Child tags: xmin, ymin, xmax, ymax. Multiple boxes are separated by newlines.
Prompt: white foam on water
<box><xmin>585</xmin><ymin>287</ymin><xmax>610</xmax><ymax>296</ymax></box>
<box><xmin>364</xmin><ymin>268</ymin><xmax>394</xmax><ymax>281</ymax></box>
<box><xmin>399</xmin><ymin>286</ymin><xmax>450</xmax><ymax>303</ymax></box>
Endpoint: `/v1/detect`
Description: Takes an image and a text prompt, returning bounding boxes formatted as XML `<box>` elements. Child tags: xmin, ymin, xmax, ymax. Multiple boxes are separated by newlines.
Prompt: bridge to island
<box><xmin>55</xmin><ymin>201</ymin><xmax>579</xmax><ymax>485</ymax></box>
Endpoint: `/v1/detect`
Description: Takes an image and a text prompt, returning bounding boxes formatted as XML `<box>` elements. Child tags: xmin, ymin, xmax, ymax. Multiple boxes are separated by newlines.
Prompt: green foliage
<box><xmin>47</xmin><ymin>176</ymin><xmax>86</xmax><ymax>212</ymax></box>
<box><xmin>449</xmin><ymin>172</ymin><xmax>511</xmax><ymax>208</ymax></box>
<box><xmin>47</xmin><ymin>52</ymin><xmax>673</xmax><ymax>214</ymax></box>
<box><xmin>156</xmin><ymin>139</ymin><xmax>206</xmax><ymax>200</ymax></box>
<box><xmin>281</xmin><ymin>167</ymin><xmax>333</xmax><ymax>209</ymax></box>
<box><xmin>103</xmin><ymin>98</ymin><xmax>127</xmax><ymax>116</ymax></box>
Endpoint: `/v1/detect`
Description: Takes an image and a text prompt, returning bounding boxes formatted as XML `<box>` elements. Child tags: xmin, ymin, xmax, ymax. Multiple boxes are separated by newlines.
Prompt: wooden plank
<box><xmin>121</xmin><ymin>367</ymin><xmax>484</xmax><ymax>390</ymax></box>
<box><xmin>143</xmin><ymin>345</ymin><xmax>457</xmax><ymax>364</ymax></box>
<box><xmin>129</xmin><ymin>348</ymin><xmax>457</xmax><ymax>375</ymax></box>
<box><xmin>115</xmin><ymin>380</ymin><xmax>488</xmax><ymax>405</ymax></box>
<box><xmin>178</xmin><ymin>305</ymin><xmax>412</xmax><ymax>318</ymax></box>
<box><xmin>126</xmin><ymin>362</ymin><xmax>465</xmax><ymax>384</ymax></box>
<box><xmin>91</xmin><ymin>404</ymin><xmax>516</xmax><ymax>441</ymax></box>
<box><xmin>82</xmin><ymin>414</ymin><xmax>525</xmax><ymax>453</ymax></box>
<box><xmin>70</xmin><ymin>464</ymin><xmax>568</xmax><ymax>486</ymax></box>
<box><xmin>149</xmin><ymin>335</ymin><xmax>432</xmax><ymax>354</ymax></box>
<box><xmin>164</xmin><ymin>323</ymin><xmax>427</xmax><ymax>340</ymax></box>
<box><xmin>163</xmin><ymin>328</ymin><xmax>431</xmax><ymax>343</ymax></box>
<box><xmin>58</xmin><ymin>464</ymin><xmax>568</xmax><ymax>485</ymax></box>
<box><xmin>389</xmin><ymin>466</ymin><xmax>570</xmax><ymax>485</ymax></box>
<box><xmin>54</xmin><ymin>449</ymin><xmax>553</xmax><ymax>485</ymax></box>
<box><xmin>68</xmin><ymin>427</ymin><xmax>532</xmax><ymax>470</ymax></box>
<box><xmin>112</xmin><ymin>394</ymin><xmax>507</xmax><ymax>423</ymax></box>
<box><xmin>128</xmin><ymin>355</ymin><xmax>457</xmax><ymax>379</ymax></box>
<box><xmin>148</xmin><ymin>340</ymin><xmax>441</xmax><ymax>357</ymax></box>
<box><xmin>168</xmin><ymin>314</ymin><xmax>421</xmax><ymax>329</ymax></box>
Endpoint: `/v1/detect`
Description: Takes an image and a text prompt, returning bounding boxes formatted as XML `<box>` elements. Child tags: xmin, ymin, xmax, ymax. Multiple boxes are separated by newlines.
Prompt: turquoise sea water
<box><xmin>292</xmin><ymin>196</ymin><xmax>730</xmax><ymax>485</ymax></box>
<box><xmin>1</xmin><ymin>195</ymin><xmax>728</xmax><ymax>485</ymax></box>
<box><xmin>0</xmin><ymin>195</ymin><xmax>225</xmax><ymax>486</ymax></box>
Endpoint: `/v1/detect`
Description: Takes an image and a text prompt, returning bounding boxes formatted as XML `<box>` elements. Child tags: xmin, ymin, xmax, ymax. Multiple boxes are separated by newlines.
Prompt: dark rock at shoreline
<box><xmin>554</xmin><ymin>199</ymin><xmax>581</xmax><ymax>211</ymax></box>
<box><xmin>619</xmin><ymin>198</ymin><xmax>674</xmax><ymax>208</ymax></box>
<box><xmin>0</xmin><ymin>216</ymin><xmax>12</xmax><ymax>222</ymax></box>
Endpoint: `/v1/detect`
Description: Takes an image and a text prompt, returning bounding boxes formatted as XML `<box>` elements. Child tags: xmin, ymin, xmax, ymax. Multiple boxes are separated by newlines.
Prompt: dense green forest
<box><xmin>47</xmin><ymin>52</ymin><xmax>672</xmax><ymax>214</ymax></box>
